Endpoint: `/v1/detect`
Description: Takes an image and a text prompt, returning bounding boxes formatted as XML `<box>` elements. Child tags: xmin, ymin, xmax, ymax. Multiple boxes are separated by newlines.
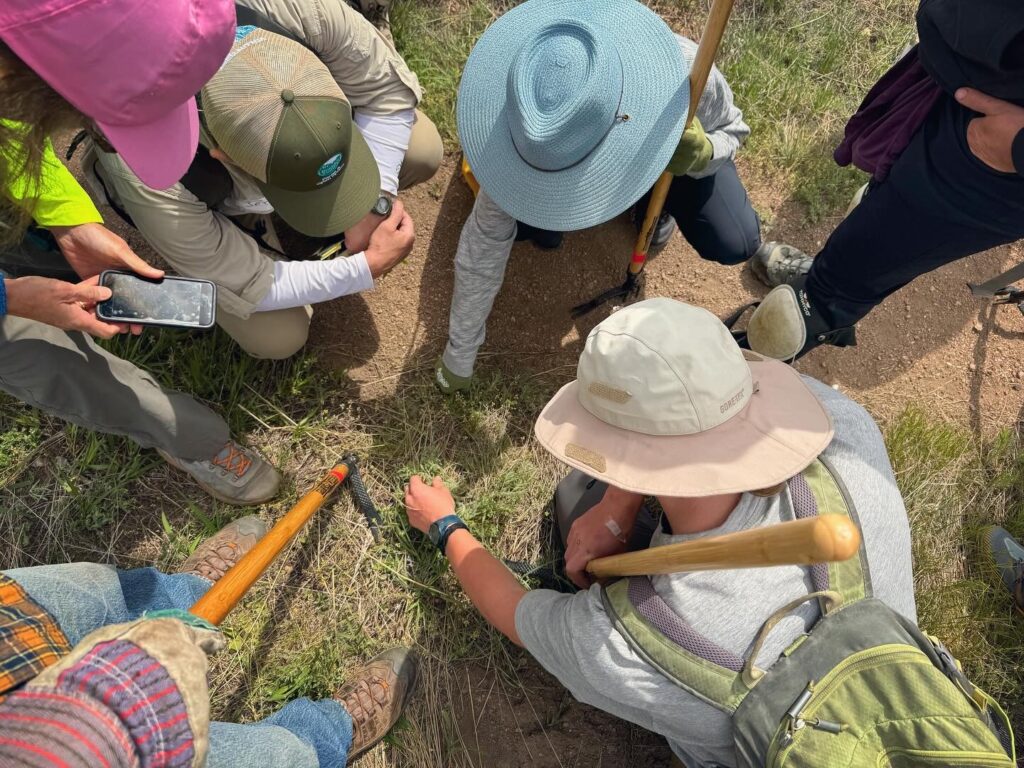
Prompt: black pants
<box><xmin>640</xmin><ymin>160</ymin><xmax>762</xmax><ymax>265</ymax></box>
<box><xmin>807</xmin><ymin>94</ymin><xmax>1024</xmax><ymax>329</ymax></box>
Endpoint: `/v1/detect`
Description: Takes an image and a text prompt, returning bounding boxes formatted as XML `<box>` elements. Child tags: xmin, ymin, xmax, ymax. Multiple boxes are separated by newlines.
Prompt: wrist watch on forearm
<box><xmin>371</xmin><ymin>191</ymin><xmax>394</xmax><ymax>217</ymax></box>
<box><xmin>428</xmin><ymin>514</ymin><xmax>468</xmax><ymax>555</ymax></box>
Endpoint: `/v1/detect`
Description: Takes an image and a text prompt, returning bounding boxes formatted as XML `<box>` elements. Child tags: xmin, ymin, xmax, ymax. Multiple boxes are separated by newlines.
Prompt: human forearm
<box><xmin>355</xmin><ymin>109</ymin><xmax>416</xmax><ymax>195</ymax></box>
<box><xmin>404</xmin><ymin>475</ymin><xmax>527</xmax><ymax>645</ymax></box>
<box><xmin>254</xmin><ymin>254</ymin><xmax>374</xmax><ymax>312</ymax></box>
<box><xmin>444</xmin><ymin>528</ymin><xmax>526</xmax><ymax>646</ymax></box>
<box><xmin>443</xmin><ymin>190</ymin><xmax>517</xmax><ymax>378</ymax></box>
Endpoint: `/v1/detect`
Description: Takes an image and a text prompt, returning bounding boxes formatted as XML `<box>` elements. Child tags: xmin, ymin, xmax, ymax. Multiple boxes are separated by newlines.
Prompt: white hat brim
<box><xmin>534</xmin><ymin>357</ymin><xmax>835</xmax><ymax>497</ymax></box>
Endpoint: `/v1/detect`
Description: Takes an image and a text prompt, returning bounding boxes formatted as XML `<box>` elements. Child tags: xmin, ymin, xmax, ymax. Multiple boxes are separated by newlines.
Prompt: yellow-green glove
<box><xmin>666</xmin><ymin>117</ymin><xmax>714</xmax><ymax>176</ymax></box>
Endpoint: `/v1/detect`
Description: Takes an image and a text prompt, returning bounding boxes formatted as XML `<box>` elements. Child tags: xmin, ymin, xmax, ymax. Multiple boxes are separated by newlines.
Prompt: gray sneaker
<box><xmin>749</xmin><ymin>241</ymin><xmax>813</xmax><ymax>288</ymax></box>
<box><xmin>179</xmin><ymin>515</ymin><xmax>268</xmax><ymax>581</ymax></box>
<box><xmin>158</xmin><ymin>441</ymin><xmax>282</xmax><ymax>505</ymax></box>
<box><xmin>985</xmin><ymin>526</ymin><xmax>1024</xmax><ymax>615</ymax></box>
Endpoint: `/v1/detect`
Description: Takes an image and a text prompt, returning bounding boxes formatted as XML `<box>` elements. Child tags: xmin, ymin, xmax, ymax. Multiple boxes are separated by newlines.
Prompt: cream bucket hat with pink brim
<box><xmin>534</xmin><ymin>298</ymin><xmax>834</xmax><ymax>497</ymax></box>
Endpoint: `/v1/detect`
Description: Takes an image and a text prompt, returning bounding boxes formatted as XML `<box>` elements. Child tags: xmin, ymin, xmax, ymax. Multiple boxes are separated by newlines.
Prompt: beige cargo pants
<box><xmin>0</xmin><ymin>315</ymin><xmax>229</xmax><ymax>460</ymax></box>
<box><xmin>90</xmin><ymin>112</ymin><xmax>442</xmax><ymax>362</ymax></box>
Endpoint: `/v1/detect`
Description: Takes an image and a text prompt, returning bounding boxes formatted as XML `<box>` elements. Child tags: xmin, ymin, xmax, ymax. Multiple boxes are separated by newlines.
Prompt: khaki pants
<box><xmin>222</xmin><ymin>110</ymin><xmax>443</xmax><ymax>360</ymax></box>
<box><xmin>0</xmin><ymin>315</ymin><xmax>228</xmax><ymax>460</ymax></box>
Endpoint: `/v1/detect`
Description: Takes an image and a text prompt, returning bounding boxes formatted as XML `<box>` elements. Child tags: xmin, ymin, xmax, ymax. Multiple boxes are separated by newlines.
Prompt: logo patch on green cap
<box><xmin>316</xmin><ymin>153</ymin><xmax>345</xmax><ymax>186</ymax></box>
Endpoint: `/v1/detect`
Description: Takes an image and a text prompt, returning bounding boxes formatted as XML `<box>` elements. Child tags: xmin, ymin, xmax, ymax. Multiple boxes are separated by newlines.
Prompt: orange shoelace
<box><xmin>212</xmin><ymin>444</ymin><xmax>253</xmax><ymax>478</ymax></box>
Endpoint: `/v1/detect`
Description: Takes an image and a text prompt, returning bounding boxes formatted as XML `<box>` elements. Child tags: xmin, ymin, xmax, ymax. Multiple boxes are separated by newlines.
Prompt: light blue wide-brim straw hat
<box><xmin>457</xmin><ymin>0</ymin><xmax>690</xmax><ymax>232</ymax></box>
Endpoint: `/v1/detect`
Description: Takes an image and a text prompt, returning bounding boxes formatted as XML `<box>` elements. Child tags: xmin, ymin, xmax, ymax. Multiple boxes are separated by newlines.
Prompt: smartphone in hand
<box><xmin>96</xmin><ymin>270</ymin><xmax>217</xmax><ymax>329</ymax></box>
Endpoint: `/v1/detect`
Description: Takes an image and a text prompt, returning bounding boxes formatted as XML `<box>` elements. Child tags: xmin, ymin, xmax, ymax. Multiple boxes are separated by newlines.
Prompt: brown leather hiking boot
<box><xmin>179</xmin><ymin>515</ymin><xmax>268</xmax><ymax>582</ymax></box>
<box><xmin>337</xmin><ymin>647</ymin><xmax>418</xmax><ymax>760</ymax></box>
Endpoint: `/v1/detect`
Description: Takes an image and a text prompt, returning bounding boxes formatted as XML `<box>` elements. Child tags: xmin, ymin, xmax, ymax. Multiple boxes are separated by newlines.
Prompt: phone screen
<box><xmin>98</xmin><ymin>272</ymin><xmax>216</xmax><ymax>328</ymax></box>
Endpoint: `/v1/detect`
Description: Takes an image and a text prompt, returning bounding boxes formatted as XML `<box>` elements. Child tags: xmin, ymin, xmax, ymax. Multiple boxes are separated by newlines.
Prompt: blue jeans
<box><xmin>5</xmin><ymin>563</ymin><xmax>353</xmax><ymax>768</ymax></box>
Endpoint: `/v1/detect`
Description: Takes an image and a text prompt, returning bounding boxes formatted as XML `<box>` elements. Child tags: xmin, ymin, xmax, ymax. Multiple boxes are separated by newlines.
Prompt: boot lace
<box><xmin>212</xmin><ymin>443</ymin><xmax>253</xmax><ymax>479</ymax></box>
<box><xmin>343</xmin><ymin>674</ymin><xmax>391</xmax><ymax>746</ymax></box>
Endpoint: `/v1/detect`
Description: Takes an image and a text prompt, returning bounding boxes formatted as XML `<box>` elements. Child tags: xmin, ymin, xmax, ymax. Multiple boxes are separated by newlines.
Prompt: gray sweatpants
<box><xmin>0</xmin><ymin>315</ymin><xmax>228</xmax><ymax>460</ymax></box>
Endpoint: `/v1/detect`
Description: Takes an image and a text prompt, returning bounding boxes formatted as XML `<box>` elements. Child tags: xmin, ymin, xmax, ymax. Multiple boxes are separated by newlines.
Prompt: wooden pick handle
<box><xmin>632</xmin><ymin>0</ymin><xmax>738</xmax><ymax>269</ymax></box>
<box><xmin>586</xmin><ymin>516</ymin><xmax>861</xmax><ymax>579</ymax></box>
<box><xmin>190</xmin><ymin>463</ymin><xmax>350</xmax><ymax>625</ymax></box>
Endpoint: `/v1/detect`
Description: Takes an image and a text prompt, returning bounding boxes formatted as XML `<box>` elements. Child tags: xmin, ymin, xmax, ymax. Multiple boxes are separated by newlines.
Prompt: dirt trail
<box><xmin>314</xmin><ymin>158</ymin><xmax>1024</xmax><ymax>434</ymax></box>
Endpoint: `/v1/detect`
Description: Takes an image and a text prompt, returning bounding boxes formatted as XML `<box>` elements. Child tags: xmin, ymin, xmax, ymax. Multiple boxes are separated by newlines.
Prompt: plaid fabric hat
<box><xmin>201</xmin><ymin>27</ymin><xmax>380</xmax><ymax>236</ymax></box>
<box><xmin>0</xmin><ymin>574</ymin><xmax>71</xmax><ymax>697</ymax></box>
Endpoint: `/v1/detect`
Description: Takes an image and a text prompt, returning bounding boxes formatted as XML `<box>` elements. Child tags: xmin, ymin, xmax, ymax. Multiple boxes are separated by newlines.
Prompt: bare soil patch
<box><xmin>313</xmin><ymin>157</ymin><xmax>1024</xmax><ymax>435</ymax></box>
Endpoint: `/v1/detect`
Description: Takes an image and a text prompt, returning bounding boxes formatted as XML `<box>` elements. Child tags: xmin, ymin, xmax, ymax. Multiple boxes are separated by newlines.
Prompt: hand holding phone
<box><xmin>96</xmin><ymin>271</ymin><xmax>217</xmax><ymax>330</ymax></box>
<box><xmin>4</xmin><ymin>275</ymin><xmax>134</xmax><ymax>339</ymax></box>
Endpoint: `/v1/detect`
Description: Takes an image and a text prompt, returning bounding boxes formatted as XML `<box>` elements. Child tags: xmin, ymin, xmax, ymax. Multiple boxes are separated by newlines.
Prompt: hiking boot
<box><xmin>749</xmin><ymin>241</ymin><xmax>813</xmax><ymax>288</ymax></box>
<box><xmin>157</xmin><ymin>441</ymin><xmax>282</xmax><ymax>506</ymax></box>
<box><xmin>985</xmin><ymin>526</ymin><xmax>1024</xmax><ymax>614</ymax></box>
<box><xmin>337</xmin><ymin>647</ymin><xmax>419</xmax><ymax>760</ymax></box>
<box><xmin>434</xmin><ymin>357</ymin><xmax>472</xmax><ymax>395</ymax></box>
<box><xmin>515</xmin><ymin>221</ymin><xmax>564</xmax><ymax>250</ymax></box>
<box><xmin>179</xmin><ymin>515</ymin><xmax>268</xmax><ymax>582</ymax></box>
<box><xmin>632</xmin><ymin>207</ymin><xmax>676</xmax><ymax>252</ymax></box>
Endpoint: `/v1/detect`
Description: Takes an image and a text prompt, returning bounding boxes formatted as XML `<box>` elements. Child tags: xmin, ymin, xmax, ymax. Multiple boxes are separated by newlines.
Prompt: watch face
<box><xmin>372</xmin><ymin>195</ymin><xmax>392</xmax><ymax>217</ymax></box>
<box><xmin>427</xmin><ymin>521</ymin><xmax>442</xmax><ymax>546</ymax></box>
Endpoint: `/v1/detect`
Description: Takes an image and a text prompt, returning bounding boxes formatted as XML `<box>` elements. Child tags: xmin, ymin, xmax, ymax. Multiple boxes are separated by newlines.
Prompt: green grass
<box><xmin>3</xmin><ymin>0</ymin><xmax>1024</xmax><ymax>764</ymax></box>
<box><xmin>887</xmin><ymin>410</ymin><xmax>1024</xmax><ymax>729</ymax></box>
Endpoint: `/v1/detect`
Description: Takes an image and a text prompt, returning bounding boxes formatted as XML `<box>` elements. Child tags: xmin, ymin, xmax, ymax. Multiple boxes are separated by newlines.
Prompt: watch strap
<box><xmin>432</xmin><ymin>514</ymin><xmax>468</xmax><ymax>555</ymax></box>
<box><xmin>0</xmin><ymin>275</ymin><xmax>6</xmax><ymax>316</ymax></box>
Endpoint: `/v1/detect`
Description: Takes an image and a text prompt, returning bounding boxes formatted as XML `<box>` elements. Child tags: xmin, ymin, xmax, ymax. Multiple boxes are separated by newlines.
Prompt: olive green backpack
<box><xmin>602</xmin><ymin>458</ymin><xmax>1016</xmax><ymax>767</ymax></box>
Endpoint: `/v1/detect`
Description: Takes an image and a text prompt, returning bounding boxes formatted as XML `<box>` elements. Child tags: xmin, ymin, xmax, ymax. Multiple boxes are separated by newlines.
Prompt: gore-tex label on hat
<box><xmin>720</xmin><ymin>387</ymin><xmax>745</xmax><ymax>414</ymax></box>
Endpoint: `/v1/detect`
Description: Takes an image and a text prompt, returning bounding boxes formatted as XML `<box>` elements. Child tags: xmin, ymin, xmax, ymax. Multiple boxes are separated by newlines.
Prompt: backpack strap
<box><xmin>799</xmin><ymin>458</ymin><xmax>872</xmax><ymax>603</ymax></box>
<box><xmin>601</xmin><ymin>458</ymin><xmax>871</xmax><ymax>712</ymax></box>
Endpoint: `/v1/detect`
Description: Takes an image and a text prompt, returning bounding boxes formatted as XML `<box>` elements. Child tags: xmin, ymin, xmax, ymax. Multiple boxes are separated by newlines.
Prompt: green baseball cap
<box><xmin>201</xmin><ymin>27</ymin><xmax>379</xmax><ymax>237</ymax></box>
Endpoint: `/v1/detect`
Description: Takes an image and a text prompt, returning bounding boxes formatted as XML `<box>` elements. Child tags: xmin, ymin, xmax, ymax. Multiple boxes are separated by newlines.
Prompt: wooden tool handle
<box><xmin>190</xmin><ymin>463</ymin><xmax>350</xmax><ymax>625</ymax></box>
<box><xmin>685</xmin><ymin>0</ymin><xmax>736</xmax><ymax>132</ymax></box>
<box><xmin>632</xmin><ymin>0</ymin><xmax>737</xmax><ymax>266</ymax></box>
<box><xmin>586</xmin><ymin>516</ymin><xmax>861</xmax><ymax>578</ymax></box>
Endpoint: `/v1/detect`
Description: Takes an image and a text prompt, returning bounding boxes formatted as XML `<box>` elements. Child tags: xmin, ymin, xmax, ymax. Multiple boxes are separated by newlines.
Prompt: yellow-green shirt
<box><xmin>3</xmin><ymin>127</ymin><xmax>102</xmax><ymax>228</ymax></box>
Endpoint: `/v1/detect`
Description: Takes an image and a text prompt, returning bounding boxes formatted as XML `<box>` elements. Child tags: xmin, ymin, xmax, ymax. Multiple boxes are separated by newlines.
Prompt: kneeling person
<box><xmin>437</xmin><ymin>0</ymin><xmax>789</xmax><ymax>393</ymax></box>
<box><xmin>0</xmin><ymin>518</ymin><xmax>417</xmax><ymax>766</ymax></box>
<box><xmin>407</xmin><ymin>298</ymin><xmax>1014</xmax><ymax>766</ymax></box>
<box><xmin>86</xmin><ymin>1</ymin><xmax>442</xmax><ymax>360</ymax></box>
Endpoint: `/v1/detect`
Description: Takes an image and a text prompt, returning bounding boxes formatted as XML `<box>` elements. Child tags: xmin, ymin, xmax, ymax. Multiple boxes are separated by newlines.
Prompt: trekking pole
<box><xmin>572</xmin><ymin>0</ymin><xmax>737</xmax><ymax>318</ymax></box>
<box><xmin>586</xmin><ymin>515</ymin><xmax>860</xmax><ymax>578</ymax></box>
<box><xmin>190</xmin><ymin>456</ymin><xmax>380</xmax><ymax>625</ymax></box>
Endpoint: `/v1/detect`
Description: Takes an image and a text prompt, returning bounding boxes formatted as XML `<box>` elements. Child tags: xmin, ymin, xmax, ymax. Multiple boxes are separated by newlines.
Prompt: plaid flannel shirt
<box><xmin>0</xmin><ymin>573</ymin><xmax>71</xmax><ymax>696</ymax></box>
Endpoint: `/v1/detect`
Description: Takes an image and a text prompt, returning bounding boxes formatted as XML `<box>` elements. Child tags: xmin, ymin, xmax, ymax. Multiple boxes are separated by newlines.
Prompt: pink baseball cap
<box><xmin>0</xmin><ymin>0</ymin><xmax>236</xmax><ymax>189</ymax></box>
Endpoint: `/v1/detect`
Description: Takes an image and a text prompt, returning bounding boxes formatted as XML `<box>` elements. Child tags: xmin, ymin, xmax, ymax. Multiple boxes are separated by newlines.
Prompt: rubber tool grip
<box><xmin>342</xmin><ymin>454</ymin><xmax>383</xmax><ymax>543</ymax></box>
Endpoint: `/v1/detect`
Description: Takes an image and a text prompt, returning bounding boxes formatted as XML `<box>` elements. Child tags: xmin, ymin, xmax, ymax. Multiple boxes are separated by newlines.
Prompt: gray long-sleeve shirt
<box><xmin>443</xmin><ymin>35</ymin><xmax>750</xmax><ymax>378</ymax></box>
<box><xmin>514</xmin><ymin>379</ymin><xmax>917</xmax><ymax>768</ymax></box>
